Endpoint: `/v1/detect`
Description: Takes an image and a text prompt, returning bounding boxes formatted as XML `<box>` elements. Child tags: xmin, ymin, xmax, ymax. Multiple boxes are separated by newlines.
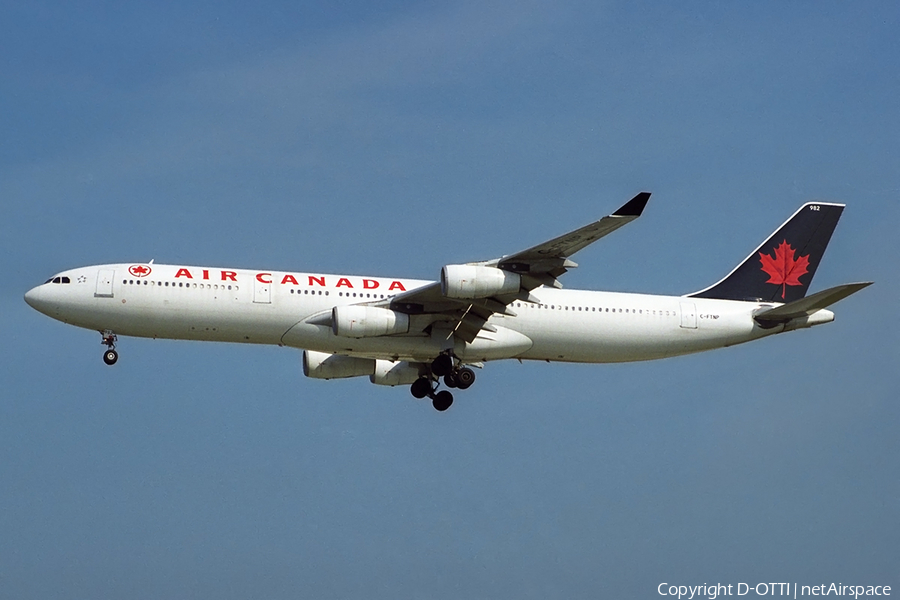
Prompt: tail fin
<box><xmin>689</xmin><ymin>202</ymin><xmax>844</xmax><ymax>303</ymax></box>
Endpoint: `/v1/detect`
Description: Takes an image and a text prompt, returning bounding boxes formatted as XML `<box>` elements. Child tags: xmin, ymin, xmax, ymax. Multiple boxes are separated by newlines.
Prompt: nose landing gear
<box><xmin>101</xmin><ymin>331</ymin><xmax>118</xmax><ymax>365</ymax></box>
<box><xmin>408</xmin><ymin>352</ymin><xmax>479</xmax><ymax>411</ymax></box>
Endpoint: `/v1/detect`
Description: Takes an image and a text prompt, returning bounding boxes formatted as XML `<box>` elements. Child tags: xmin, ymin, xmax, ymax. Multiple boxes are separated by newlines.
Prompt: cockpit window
<box><xmin>45</xmin><ymin>278</ymin><xmax>53</xmax><ymax>284</ymax></box>
<box><xmin>47</xmin><ymin>276</ymin><xmax>71</xmax><ymax>284</ymax></box>
<box><xmin>61</xmin><ymin>276</ymin><xmax>70</xmax><ymax>284</ymax></box>
<box><xmin>52</xmin><ymin>277</ymin><xmax>61</xmax><ymax>284</ymax></box>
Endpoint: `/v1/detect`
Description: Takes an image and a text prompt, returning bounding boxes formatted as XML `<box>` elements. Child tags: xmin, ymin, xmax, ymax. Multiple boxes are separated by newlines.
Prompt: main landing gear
<box><xmin>101</xmin><ymin>331</ymin><xmax>118</xmax><ymax>365</ymax></box>
<box><xmin>410</xmin><ymin>378</ymin><xmax>455</xmax><ymax>412</ymax></box>
<box><xmin>409</xmin><ymin>352</ymin><xmax>477</xmax><ymax>412</ymax></box>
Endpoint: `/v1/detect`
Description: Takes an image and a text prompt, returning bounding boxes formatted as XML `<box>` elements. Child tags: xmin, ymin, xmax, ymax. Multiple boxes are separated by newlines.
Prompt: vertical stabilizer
<box><xmin>689</xmin><ymin>202</ymin><xmax>843</xmax><ymax>303</ymax></box>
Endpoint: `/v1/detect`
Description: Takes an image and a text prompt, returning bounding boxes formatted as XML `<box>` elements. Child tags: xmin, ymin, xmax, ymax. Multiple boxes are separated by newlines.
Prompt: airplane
<box><xmin>24</xmin><ymin>193</ymin><xmax>871</xmax><ymax>411</ymax></box>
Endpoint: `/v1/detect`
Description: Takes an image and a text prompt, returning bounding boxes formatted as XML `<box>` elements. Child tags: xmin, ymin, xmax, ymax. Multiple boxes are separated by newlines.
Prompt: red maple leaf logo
<box><xmin>129</xmin><ymin>265</ymin><xmax>151</xmax><ymax>277</ymax></box>
<box><xmin>759</xmin><ymin>240</ymin><xmax>809</xmax><ymax>299</ymax></box>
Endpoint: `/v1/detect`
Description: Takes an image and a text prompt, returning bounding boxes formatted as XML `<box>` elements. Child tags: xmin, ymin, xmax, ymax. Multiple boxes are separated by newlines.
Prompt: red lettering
<box><xmin>175</xmin><ymin>268</ymin><xmax>193</xmax><ymax>279</ymax></box>
<box><xmin>256</xmin><ymin>273</ymin><xmax>272</xmax><ymax>284</ymax></box>
<box><xmin>281</xmin><ymin>274</ymin><xmax>299</xmax><ymax>285</ymax></box>
<box><xmin>221</xmin><ymin>271</ymin><xmax>237</xmax><ymax>281</ymax></box>
<box><xmin>202</xmin><ymin>269</ymin><xmax>209</xmax><ymax>280</ymax></box>
<box><xmin>336</xmin><ymin>278</ymin><xmax>353</xmax><ymax>288</ymax></box>
<box><xmin>308</xmin><ymin>276</ymin><xmax>325</xmax><ymax>287</ymax></box>
<box><xmin>388</xmin><ymin>281</ymin><xmax>406</xmax><ymax>291</ymax></box>
<box><xmin>363</xmin><ymin>279</ymin><xmax>379</xmax><ymax>289</ymax></box>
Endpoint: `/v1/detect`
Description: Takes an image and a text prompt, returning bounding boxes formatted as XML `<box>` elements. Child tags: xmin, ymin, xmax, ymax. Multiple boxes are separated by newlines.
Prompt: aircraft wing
<box><xmin>369</xmin><ymin>192</ymin><xmax>651</xmax><ymax>343</ymax></box>
<box><xmin>490</xmin><ymin>191</ymin><xmax>651</xmax><ymax>289</ymax></box>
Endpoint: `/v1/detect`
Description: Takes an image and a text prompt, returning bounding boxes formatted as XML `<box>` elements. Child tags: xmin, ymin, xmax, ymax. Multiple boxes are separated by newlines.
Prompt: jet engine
<box><xmin>332</xmin><ymin>306</ymin><xmax>409</xmax><ymax>338</ymax></box>
<box><xmin>369</xmin><ymin>360</ymin><xmax>424</xmax><ymax>386</ymax></box>
<box><xmin>440</xmin><ymin>264</ymin><xmax>520</xmax><ymax>299</ymax></box>
<box><xmin>302</xmin><ymin>350</ymin><xmax>374</xmax><ymax>379</ymax></box>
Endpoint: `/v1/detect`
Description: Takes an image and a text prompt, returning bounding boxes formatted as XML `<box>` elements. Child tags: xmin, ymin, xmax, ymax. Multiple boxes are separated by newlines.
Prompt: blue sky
<box><xmin>2</xmin><ymin>2</ymin><xmax>898</xmax><ymax>598</ymax></box>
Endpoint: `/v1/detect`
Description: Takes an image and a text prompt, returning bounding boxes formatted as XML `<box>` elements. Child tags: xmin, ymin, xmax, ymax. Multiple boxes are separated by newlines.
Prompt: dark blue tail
<box><xmin>689</xmin><ymin>202</ymin><xmax>844</xmax><ymax>303</ymax></box>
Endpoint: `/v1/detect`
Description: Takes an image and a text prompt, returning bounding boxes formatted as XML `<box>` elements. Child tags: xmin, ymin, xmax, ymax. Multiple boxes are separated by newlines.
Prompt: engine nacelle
<box><xmin>302</xmin><ymin>350</ymin><xmax>374</xmax><ymax>379</ymax></box>
<box><xmin>440</xmin><ymin>264</ymin><xmax>520</xmax><ymax>299</ymax></box>
<box><xmin>332</xmin><ymin>306</ymin><xmax>410</xmax><ymax>338</ymax></box>
<box><xmin>369</xmin><ymin>360</ymin><xmax>424</xmax><ymax>386</ymax></box>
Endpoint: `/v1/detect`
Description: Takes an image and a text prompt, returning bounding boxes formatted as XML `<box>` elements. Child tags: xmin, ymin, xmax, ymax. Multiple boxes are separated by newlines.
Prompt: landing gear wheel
<box><xmin>431</xmin><ymin>353</ymin><xmax>454</xmax><ymax>377</ymax></box>
<box><xmin>100</xmin><ymin>331</ymin><xmax>118</xmax><ymax>365</ymax></box>
<box><xmin>432</xmin><ymin>390</ymin><xmax>453</xmax><ymax>412</ymax></box>
<box><xmin>103</xmin><ymin>349</ymin><xmax>118</xmax><ymax>365</ymax></box>
<box><xmin>443</xmin><ymin>372</ymin><xmax>459</xmax><ymax>388</ymax></box>
<box><xmin>410</xmin><ymin>377</ymin><xmax>432</xmax><ymax>399</ymax></box>
<box><xmin>457</xmin><ymin>367</ymin><xmax>476</xmax><ymax>389</ymax></box>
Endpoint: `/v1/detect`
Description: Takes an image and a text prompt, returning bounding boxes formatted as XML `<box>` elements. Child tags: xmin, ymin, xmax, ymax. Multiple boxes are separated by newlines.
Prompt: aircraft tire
<box><xmin>431</xmin><ymin>354</ymin><xmax>453</xmax><ymax>377</ymax></box>
<box><xmin>103</xmin><ymin>349</ymin><xmax>118</xmax><ymax>365</ymax></box>
<box><xmin>410</xmin><ymin>377</ymin><xmax>432</xmax><ymax>399</ymax></box>
<box><xmin>443</xmin><ymin>372</ymin><xmax>459</xmax><ymax>388</ymax></box>
<box><xmin>457</xmin><ymin>367</ymin><xmax>475</xmax><ymax>389</ymax></box>
<box><xmin>432</xmin><ymin>390</ymin><xmax>453</xmax><ymax>412</ymax></box>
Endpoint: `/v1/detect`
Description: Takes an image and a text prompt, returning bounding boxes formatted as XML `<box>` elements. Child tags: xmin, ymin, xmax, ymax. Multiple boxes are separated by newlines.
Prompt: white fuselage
<box><xmin>25</xmin><ymin>263</ymin><xmax>833</xmax><ymax>365</ymax></box>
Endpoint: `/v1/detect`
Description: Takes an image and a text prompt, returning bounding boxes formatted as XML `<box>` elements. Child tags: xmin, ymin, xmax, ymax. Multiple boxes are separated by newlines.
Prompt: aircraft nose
<box><xmin>24</xmin><ymin>285</ymin><xmax>48</xmax><ymax>313</ymax></box>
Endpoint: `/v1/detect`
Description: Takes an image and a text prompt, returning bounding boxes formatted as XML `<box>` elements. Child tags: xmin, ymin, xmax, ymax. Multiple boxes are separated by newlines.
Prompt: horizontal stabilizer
<box><xmin>754</xmin><ymin>282</ymin><xmax>872</xmax><ymax>325</ymax></box>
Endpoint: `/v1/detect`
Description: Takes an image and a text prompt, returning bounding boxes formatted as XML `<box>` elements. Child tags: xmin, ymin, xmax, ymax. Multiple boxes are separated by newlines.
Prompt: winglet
<box><xmin>612</xmin><ymin>192</ymin><xmax>651</xmax><ymax>217</ymax></box>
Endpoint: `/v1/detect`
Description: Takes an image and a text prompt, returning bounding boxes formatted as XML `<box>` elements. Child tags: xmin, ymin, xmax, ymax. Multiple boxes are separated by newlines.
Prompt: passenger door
<box><xmin>95</xmin><ymin>269</ymin><xmax>115</xmax><ymax>298</ymax></box>
<box><xmin>253</xmin><ymin>277</ymin><xmax>271</xmax><ymax>304</ymax></box>
<box><xmin>679</xmin><ymin>301</ymin><xmax>697</xmax><ymax>329</ymax></box>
